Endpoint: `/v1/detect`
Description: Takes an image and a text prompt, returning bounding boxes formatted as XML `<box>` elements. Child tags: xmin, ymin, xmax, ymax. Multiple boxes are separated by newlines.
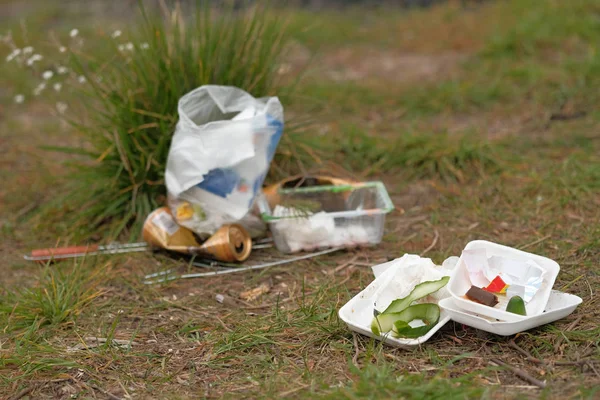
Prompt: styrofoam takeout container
<box><xmin>340</xmin><ymin>249</ymin><xmax>577</xmax><ymax>347</ymax></box>
<box><xmin>338</xmin><ymin>270</ymin><xmax>451</xmax><ymax>348</ymax></box>
<box><xmin>447</xmin><ymin>240</ymin><xmax>560</xmax><ymax>323</ymax></box>
<box><xmin>439</xmin><ymin>290</ymin><xmax>582</xmax><ymax>336</ymax></box>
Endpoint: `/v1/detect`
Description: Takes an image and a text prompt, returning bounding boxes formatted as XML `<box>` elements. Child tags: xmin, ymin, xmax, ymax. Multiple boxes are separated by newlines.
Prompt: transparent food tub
<box><xmin>257</xmin><ymin>182</ymin><xmax>394</xmax><ymax>253</ymax></box>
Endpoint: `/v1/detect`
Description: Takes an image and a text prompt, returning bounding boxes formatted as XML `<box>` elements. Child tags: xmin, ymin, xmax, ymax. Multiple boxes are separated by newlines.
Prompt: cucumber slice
<box><xmin>382</xmin><ymin>276</ymin><xmax>449</xmax><ymax>314</ymax></box>
<box><xmin>371</xmin><ymin>303</ymin><xmax>441</xmax><ymax>337</ymax></box>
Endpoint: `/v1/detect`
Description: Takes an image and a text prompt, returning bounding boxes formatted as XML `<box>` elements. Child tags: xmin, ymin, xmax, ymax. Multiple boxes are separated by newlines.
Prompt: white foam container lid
<box><xmin>447</xmin><ymin>240</ymin><xmax>560</xmax><ymax>322</ymax></box>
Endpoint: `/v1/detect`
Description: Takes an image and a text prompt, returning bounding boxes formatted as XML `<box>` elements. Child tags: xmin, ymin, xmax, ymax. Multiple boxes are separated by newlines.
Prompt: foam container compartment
<box><xmin>447</xmin><ymin>240</ymin><xmax>560</xmax><ymax>322</ymax></box>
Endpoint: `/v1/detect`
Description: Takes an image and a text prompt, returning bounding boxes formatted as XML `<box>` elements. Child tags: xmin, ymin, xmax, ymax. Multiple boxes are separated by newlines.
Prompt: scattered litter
<box><xmin>258</xmin><ymin>181</ymin><xmax>393</xmax><ymax>253</ymax></box>
<box><xmin>25</xmin><ymin>207</ymin><xmax>258</xmax><ymax>264</ymax></box>
<box><xmin>339</xmin><ymin>241</ymin><xmax>580</xmax><ymax>348</ymax></box>
<box><xmin>166</xmin><ymin>85</ymin><xmax>284</xmax><ymax>239</ymax></box>
<box><xmin>240</xmin><ymin>281</ymin><xmax>271</xmax><ymax>302</ymax></box>
<box><xmin>215</xmin><ymin>294</ymin><xmax>225</xmax><ymax>304</ymax></box>
<box><xmin>25</xmin><ymin>84</ymin><xmax>401</xmax><ymax>284</ymax></box>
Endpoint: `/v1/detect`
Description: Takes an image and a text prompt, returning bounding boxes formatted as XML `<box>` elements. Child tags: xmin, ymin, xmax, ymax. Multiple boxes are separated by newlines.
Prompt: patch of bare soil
<box><xmin>323</xmin><ymin>47</ymin><xmax>467</xmax><ymax>83</ymax></box>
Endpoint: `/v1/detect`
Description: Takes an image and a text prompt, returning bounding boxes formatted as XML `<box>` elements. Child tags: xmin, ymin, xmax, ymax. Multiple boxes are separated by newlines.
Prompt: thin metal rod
<box><xmin>252</xmin><ymin>243</ymin><xmax>274</xmax><ymax>250</ymax></box>
<box><xmin>144</xmin><ymin>248</ymin><xmax>342</xmax><ymax>284</ymax></box>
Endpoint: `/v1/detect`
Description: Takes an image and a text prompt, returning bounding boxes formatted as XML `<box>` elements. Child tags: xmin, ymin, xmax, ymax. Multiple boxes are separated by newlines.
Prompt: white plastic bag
<box><xmin>165</xmin><ymin>85</ymin><xmax>284</xmax><ymax>238</ymax></box>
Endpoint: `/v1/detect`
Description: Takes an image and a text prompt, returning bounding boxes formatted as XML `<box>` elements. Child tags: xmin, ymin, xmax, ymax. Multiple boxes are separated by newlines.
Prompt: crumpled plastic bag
<box><xmin>165</xmin><ymin>85</ymin><xmax>284</xmax><ymax>239</ymax></box>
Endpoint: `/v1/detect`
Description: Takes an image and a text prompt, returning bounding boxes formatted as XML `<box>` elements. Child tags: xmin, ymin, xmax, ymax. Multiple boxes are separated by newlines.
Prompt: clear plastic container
<box><xmin>257</xmin><ymin>182</ymin><xmax>394</xmax><ymax>253</ymax></box>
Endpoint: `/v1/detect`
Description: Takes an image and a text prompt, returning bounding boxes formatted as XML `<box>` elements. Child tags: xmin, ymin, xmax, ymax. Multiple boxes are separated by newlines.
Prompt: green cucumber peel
<box><xmin>391</xmin><ymin>303</ymin><xmax>440</xmax><ymax>338</ymax></box>
<box><xmin>371</xmin><ymin>303</ymin><xmax>441</xmax><ymax>337</ymax></box>
<box><xmin>382</xmin><ymin>276</ymin><xmax>449</xmax><ymax>314</ymax></box>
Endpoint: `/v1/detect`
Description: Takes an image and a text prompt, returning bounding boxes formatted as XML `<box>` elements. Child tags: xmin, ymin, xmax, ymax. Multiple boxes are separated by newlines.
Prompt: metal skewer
<box><xmin>143</xmin><ymin>247</ymin><xmax>341</xmax><ymax>284</ymax></box>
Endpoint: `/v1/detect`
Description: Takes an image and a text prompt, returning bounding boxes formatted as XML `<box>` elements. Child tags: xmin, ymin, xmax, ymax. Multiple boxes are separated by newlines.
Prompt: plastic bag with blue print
<box><xmin>165</xmin><ymin>85</ymin><xmax>284</xmax><ymax>239</ymax></box>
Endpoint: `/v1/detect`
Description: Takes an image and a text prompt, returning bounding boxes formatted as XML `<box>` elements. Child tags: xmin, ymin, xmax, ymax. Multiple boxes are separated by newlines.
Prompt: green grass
<box><xmin>483</xmin><ymin>0</ymin><xmax>600</xmax><ymax>59</ymax></box>
<box><xmin>0</xmin><ymin>261</ymin><xmax>103</xmax><ymax>333</ymax></box>
<box><xmin>317</xmin><ymin>362</ymin><xmax>490</xmax><ymax>399</ymax></box>
<box><xmin>331</xmin><ymin>126</ymin><xmax>501</xmax><ymax>181</ymax></box>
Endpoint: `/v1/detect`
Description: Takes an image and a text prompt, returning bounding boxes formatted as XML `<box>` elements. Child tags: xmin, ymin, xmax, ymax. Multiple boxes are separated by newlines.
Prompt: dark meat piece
<box><xmin>465</xmin><ymin>286</ymin><xmax>499</xmax><ymax>307</ymax></box>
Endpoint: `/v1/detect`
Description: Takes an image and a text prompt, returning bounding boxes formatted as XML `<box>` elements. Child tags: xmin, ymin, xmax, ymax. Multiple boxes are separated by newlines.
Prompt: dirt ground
<box><xmin>1</xmin><ymin>0</ymin><xmax>599</xmax><ymax>399</ymax></box>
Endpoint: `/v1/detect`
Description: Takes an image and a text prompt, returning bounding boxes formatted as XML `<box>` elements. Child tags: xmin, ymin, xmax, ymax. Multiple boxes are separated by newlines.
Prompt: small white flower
<box><xmin>117</xmin><ymin>44</ymin><xmax>125</xmax><ymax>52</ymax></box>
<box><xmin>78</xmin><ymin>75</ymin><xmax>86</xmax><ymax>84</ymax></box>
<box><xmin>33</xmin><ymin>82</ymin><xmax>46</xmax><ymax>96</ymax></box>
<box><xmin>57</xmin><ymin>66</ymin><xmax>68</xmax><ymax>74</ymax></box>
<box><xmin>6</xmin><ymin>48</ymin><xmax>21</xmax><ymax>62</ymax></box>
<box><xmin>56</xmin><ymin>101</ymin><xmax>68</xmax><ymax>114</ymax></box>
<box><xmin>26</xmin><ymin>53</ymin><xmax>43</xmax><ymax>65</ymax></box>
<box><xmin>59</xmin><ymin>46</ymin><xmax>67</xmax><ymax>53</ymax></box>
<box><xmin>111</xmin><ymin>30</ymin><xmax>122</xmax><ymax>38</ymax></box>
<box><xmin>140</xmin><ymin>42</ymin><xmax>149</xmax><ymax>50</ymax></box>
<box><xmin>53</xmin><ymin>83</ymin><xmax>62</xmax><ymax>92</ymax></box>
<box><xmin>14</xmin><ymin>94</ymin><xmax>25</xmax><ymax>104</ymax></box>
<box><xmin>125</xmin><ymin>42</ymin><xmax>134</xmax><ymax>51</ymax></box>
<box><xmin>23</xmin><ymin>46</ymin><xmax>33</xmax><ymax>54</ymax></box>
<box><xmin>70</xmin><ymin>29</ymin><xmax>79</xmax><ymax>38</ymax></box>
<box><xmin>42</xmin><ymin>70</ymin><xmax>54</xmax><ymax>80</ymax></box>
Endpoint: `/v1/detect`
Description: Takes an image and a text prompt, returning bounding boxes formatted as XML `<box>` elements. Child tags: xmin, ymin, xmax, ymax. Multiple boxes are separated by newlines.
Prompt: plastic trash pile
<box><xmin>25</xmin><ymin>85</ymin><xmax>394</xmax><ymax>272</ymax></box>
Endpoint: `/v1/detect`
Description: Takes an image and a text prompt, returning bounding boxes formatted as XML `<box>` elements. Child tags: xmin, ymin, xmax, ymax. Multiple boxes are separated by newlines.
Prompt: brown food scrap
<box><xmin>465</xmin><ymin>285</ymin><xmax>499</xmax><ymax>307</ymax></box>
<box><xmin>240</xmin><ymin>282</ymin><xmax>271</xmax><ymax>302</ymax></box>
